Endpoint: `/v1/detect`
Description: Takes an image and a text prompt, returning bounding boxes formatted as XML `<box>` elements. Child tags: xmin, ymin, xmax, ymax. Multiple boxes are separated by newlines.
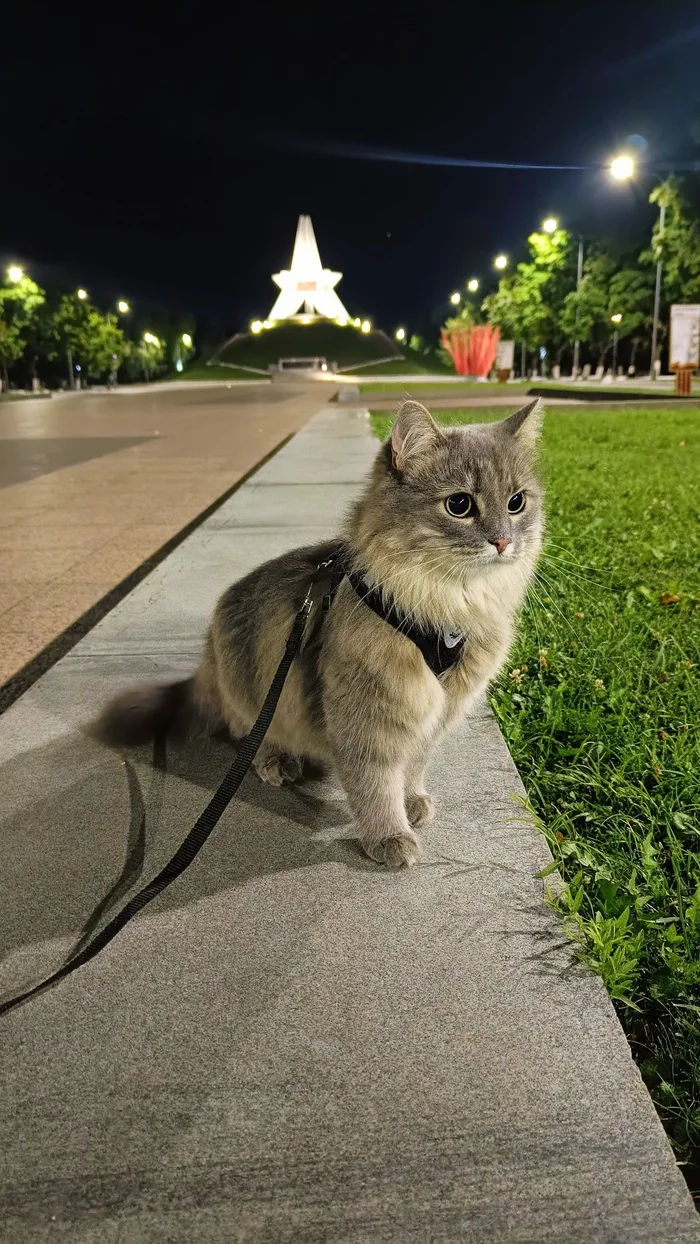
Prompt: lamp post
<box><xmin>608</xmin><ymin>151</ymin><xmax>663</xmax><ymax>380</ymax></box>
<box><xmin>494</xmin><ymin>254</ymin><xmax>508</xmax><ymax>271</ymax></box>
<box><xmin>649</xmin><ymin>202</ymin><xmax>665</xmax><ymax>380</ymax></box>
<box><xmin>542</xmin><ymin>217</ymin><xmax>558</xmax><ymax>234</ymax></box>
<box><xmin>467</xmin><ymin>278</ymin><xmax>479</xmax><ymax>293</ymax></box>
<box><xmin>450</xmin><ymin>291</ymin><xmax>461</xmax><ymax>305</ymax></box>
<box><xmin>572</xmin><ymin>235</ymin><xmax>584</xmax><ymax>378</ymax></box>
<box><xmin>611</xmin><ymin>313</ymin><xmax>622</xmax><ymax>377</ymax></box>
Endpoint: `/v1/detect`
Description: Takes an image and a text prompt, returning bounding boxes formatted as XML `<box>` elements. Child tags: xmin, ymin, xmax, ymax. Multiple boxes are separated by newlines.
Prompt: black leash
<box><xmin>0</xmin><ymin>556</ymin><xmax>337</xmax><ymax>1018</ymax></box>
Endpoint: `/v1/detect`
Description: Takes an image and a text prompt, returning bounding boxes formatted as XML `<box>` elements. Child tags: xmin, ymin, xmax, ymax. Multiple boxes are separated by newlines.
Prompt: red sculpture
<box><xmin>441</xmin><ymin>324</ymin><xmax>500</xmax><ymax>377</ymax></box>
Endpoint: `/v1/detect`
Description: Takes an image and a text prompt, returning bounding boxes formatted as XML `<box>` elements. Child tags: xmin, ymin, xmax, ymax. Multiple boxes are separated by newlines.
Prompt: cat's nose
<box><xmin>490</xmin><ymin>537</ymin><xmax>512</xmax><ymax>556</ymax></box>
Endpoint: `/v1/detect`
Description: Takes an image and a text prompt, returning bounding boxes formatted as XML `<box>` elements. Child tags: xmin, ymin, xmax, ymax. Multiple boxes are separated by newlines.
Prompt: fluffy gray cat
<box><xmin>95</xmin><ymin>398</ymin><xmax>544</xmax><ymax>868</ymax></box>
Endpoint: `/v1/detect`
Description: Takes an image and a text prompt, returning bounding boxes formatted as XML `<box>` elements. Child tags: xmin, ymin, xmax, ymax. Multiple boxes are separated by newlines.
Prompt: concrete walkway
<box><xmin>0</xmin><ymin>380</ymin><xmax>321</xmax><ymax>690</ymax></box>
<box><xmin>1</xmin><ymin>406</ymin><xmax>698</xmax><ymax>1242</ymax></box>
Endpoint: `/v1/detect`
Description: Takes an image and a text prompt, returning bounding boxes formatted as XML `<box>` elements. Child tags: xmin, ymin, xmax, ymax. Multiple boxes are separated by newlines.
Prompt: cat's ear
<box><xmin>390</xmin><ymin>401</ymin><xmax>446</xmax><ymax>472</ymax></box>
<box><xmin>499</xmin><ymin>398</ymin><xmax>543</xmax><ymax>447</ymax></box>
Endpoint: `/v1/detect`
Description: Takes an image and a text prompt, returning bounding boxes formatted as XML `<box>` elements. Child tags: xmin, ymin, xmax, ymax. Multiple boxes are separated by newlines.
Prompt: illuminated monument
<box><xmin>268</xmin><ymin>215</ymin><xmax>350</xmax><ymax>322</ymax></box>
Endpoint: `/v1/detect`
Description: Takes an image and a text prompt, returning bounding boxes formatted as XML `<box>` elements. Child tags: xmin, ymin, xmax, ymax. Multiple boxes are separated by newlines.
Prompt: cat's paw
<box><xmin>363</xmin><ymin>830</ymin><xmax>421</xmax><ymax>869</ymax></box>
<box><xmin>405</xmin><ymin>791</ymin><xmax>435</xmax><ymax>828</ymax></box>
<box><xmin>253</xmin><ymin>752</ymin><xmax>302</xmax><ymax>786</ymax></box>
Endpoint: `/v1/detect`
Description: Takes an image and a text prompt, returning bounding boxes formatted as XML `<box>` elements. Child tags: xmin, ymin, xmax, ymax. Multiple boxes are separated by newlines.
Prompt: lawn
<box><xmin>348</xmin><ymin>354</ymin><xmax>454</xmax><ymax>377</ymax></box>
<box><xmin>170</xmin><ymin>363</ymin><xmax>271</xmax><ymax>382</ymax></box>
<box><xmin>372</xmin><ymin>403</ymin><xmax>700</xmax><ymax>1195</ymax></box>
<box><xmin>361</xmin><ymin>380</ymin><xmax>534</xmax><ymax>394</ymax></box>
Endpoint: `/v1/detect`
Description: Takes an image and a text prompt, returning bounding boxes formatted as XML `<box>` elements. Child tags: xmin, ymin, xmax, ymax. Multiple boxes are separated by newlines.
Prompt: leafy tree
<box><xmin>642</xmin><ymin>177</ymin><xmax>700</xmax><ymax>306</ymax></box>
<box><xmin>558</xmin><ymin>253</ymin><xmax>654</xmax><ymax>372</ymax></box>
<box><xmin>46</xmin><ymin>295</ymin><xmax>128</xmax><ymax>383</ymax></box>
<box><xmin>482</xmin><ymin>228</ymin><xmax>575</xmax><ymax>369</ymax></box>
<box><xmin>0</xmin><ymin>274</ymin><xmax>45</xmax><ymax>390</ymax></box>
<box><xmin>131</xmin><ymin>333</ymin><xmax>166</xmax><ymax>381</ymax></box>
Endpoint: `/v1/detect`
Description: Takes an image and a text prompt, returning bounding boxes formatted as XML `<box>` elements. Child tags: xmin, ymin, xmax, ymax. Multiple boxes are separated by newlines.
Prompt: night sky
<box><xmin>3</xmin><ymin>3</ymin><xmax>700</xmax><ymax>344</ymax></box>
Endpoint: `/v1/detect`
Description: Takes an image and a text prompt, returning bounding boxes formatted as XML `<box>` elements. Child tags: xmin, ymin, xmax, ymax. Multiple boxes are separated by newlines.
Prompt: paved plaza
<box><xmin>0</xmin><ymin>381</ymin><xmax>320</xmax><ymax>692</ymax></box>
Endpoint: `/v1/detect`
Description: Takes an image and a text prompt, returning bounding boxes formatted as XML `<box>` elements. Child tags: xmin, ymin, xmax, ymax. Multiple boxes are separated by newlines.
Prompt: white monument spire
<box><xmin>268</xmin><ymin>215</ymin><xmax>350</xmax><ymax>322</ymax></box>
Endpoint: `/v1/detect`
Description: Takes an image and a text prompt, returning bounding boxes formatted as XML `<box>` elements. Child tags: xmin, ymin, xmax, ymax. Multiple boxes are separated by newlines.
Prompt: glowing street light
<box><xmin>494</xmin><ymin>254</ymin><xmax>508</xmax><ymax>270</ymax></box>
<box><xmin>542</xmin><ymin>217</ymin><xmax>558</xmax><ymax>234</ymax></box>
<box><xmin>77</xmin><ymin>288</ymin><xmax>88</xmax><ymax>300</ymax></box>
<box><xmin>610</xmin><ymin>313</ymin><xmax>623</xmax><ymax>376</ymax></box>
<box><xmin>7</xmin><ymin>265</ymin><xmax>23</xmax><ymax>283</ymax></box>
<box><xmin>450</xmin><ymin>291</ymin><xmax>461</xmax><ymax>305</ymax></box>
<box><xmin>250</xmin><ymin>320</ymin><xmax>263</xmax><ymax>334</ymax></box>
<box><xmin>610</xmin><ymin>154</ymin><xmax>634</xmax><ymax>181</ymax></box>
<box><xmin>181</xmin><ymin>332</ymin><xmax>192</xmax><ymax>348</ymax></box>
<box><xmin>361</xmin><ymin>320</ymin><xmax>371</xmax><ymax>333</ymax></box>
<box><xmin>395</xmin><ymin>327</ymin><xmax>406</xmax><ymax>342</ymax></box>
<box><xmin>143</xmin><ymin>331</ymin><xmax>160</xmax><ymax>346</ymax></box>
<box><xmin>467</xmin><ymin>278</ymin><xmax>479</xmax><ymax>293</ymax></box>
<box><xmin>353</xmin><ymin>317</ymin><xmax>361</xmax><ymax>327</ymax></box>
<box><xmin>117</xmin><ymin>299</ymin><xmax>130</xmax><ymax>314</ymax></box>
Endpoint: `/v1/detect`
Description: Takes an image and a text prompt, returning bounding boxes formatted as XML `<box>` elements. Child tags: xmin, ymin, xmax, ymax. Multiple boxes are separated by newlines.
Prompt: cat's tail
<box><xmin>89</xmin><ymin>678</ymin><xmax>197</xmax><ymax>747</ymax></box>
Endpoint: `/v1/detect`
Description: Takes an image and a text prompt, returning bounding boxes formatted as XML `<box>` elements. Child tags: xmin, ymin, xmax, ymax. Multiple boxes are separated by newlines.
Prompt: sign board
<box><xmin>669</xmin><ymin>305</ymin><xmax>700</xmax><ymax>367</ymax></box>
<box><xmin>496</xmin><ymin>340</ymin><xmax>515</xmax><ymax>371</ymax></box>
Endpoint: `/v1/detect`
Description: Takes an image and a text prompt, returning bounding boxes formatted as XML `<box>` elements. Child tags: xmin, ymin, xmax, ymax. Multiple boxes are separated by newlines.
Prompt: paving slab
<box><xmin>0</xmin><ymin>405</ymin><xmax>698</xmax><ymax>1243</ymax></box>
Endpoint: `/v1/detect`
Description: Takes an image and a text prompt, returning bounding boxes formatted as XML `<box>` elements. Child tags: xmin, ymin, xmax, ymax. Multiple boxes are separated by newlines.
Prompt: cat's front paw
<box><xmin>405</xmin><ymin>791</ymin><xmax>435</xmax><ymax>828</ymax></box>
<box><xmin>363</xmin><ymin>830</ymin><xmax>421</xmax><ymax>869</ymax></box>
<box><xmin>253</xmin><ymin>752</ymin><xmax>302</xmax><ymax>786</ymax></box>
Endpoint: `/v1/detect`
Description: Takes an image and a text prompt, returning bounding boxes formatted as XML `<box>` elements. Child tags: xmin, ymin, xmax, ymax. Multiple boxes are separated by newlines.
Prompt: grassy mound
<box><xmin>172</xmin><ymin>362</ymin><xmax>270</xmax><ymax>382</ymax></box>
<box><xmin>212</xmin><ymin>320</ymin><xmax>401</xmax><ymax>371</ymax></box>
<box><xmin>372</xmin><ymin>403</ymin><xmax>700</xmax><ymax>1196</ymax></box>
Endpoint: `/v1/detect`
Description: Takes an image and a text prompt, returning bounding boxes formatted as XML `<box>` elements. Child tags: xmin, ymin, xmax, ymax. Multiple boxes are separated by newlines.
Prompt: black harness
<box><xmin>323</xmin><ymin>550</ymin><xmax>466</xmax><ymax>678</ymax></box>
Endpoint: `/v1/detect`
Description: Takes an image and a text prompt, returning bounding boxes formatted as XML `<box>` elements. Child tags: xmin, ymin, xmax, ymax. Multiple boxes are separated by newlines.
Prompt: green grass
<box><xmin>372</xmin><ymin>403</ymin><xmax>700</xmax><ymax>1194</ymax></box>
<box><xmin>360</xmin><ymin>380</ymin><xmax>534</xmax><ymax>394</ymax></box>
<box><xmin>169</xmin><ymin>363</ymin><xmax>270</xmax><ymax>382</ymax></box>
<box><xmin>347</xmin><ymin>353</ymin><xmax>454</xmax><ymax>377</ymax></box>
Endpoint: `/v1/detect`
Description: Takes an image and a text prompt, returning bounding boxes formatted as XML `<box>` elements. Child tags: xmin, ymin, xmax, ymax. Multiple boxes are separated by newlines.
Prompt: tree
<box><xmin>132</xmin><ymin>333</ymin><xmax>166</xmax><ymax>382</ymax></box>
<box><xmin>643</xmin><ymin>177</ymin><xmax>700</xmax><ymax>306</ymax></box>
<box><xmin>46</xmin><ymin>295</ymin><xmax>128</xmax><ymax>384</ymax></box>
<box><xmin>482</xmin><ymin>228</ymin><xmax>575</xmax><ymax>370</ymax></box>
<box><xmin>557</xmin><ymin>253</ymin><xmax>654</xmax><ymax>372</ymax></box>
<box><xmin>0</xmin><ymin>274</ymin><xmax>45</xmax><ymax>390</ymax></box>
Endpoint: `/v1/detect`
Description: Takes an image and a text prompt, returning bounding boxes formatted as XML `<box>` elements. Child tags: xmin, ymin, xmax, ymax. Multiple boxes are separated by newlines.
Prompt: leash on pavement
<box><xmin>0</xmin><ymin>553</ymin><xmax>345</xmax><ymax>1018</ymax></box>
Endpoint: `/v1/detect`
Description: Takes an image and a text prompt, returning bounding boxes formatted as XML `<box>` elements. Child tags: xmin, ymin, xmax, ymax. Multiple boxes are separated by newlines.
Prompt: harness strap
<box><xmin>345</xmin><ymin>569</ymin><xmax>466</xmax><ymax>678</ymax></box>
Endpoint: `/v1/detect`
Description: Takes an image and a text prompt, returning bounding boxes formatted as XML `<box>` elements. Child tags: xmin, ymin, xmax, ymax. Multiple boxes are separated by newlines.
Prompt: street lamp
<box><xmin>609</xmin><ymin>154</ymin><xmax>635</xmax><ymax>181</ymax></box>
<box><xmin>250</xmin><ymin>320</ymin><xmax>263</xmax><ymax>334</ymax></box>
<box><xmin>467</xmin><ymin>278</ymin><xmax>479</xmax><ymax>293</ymax></box>
<box><xmin>77</xmin><ymin>288</ymin><xmax>88</xmax><ymax>300</ymax></box>
<box><xmin>450</xmin><ymin>291</ymin><xmax>461</xmax><ymax>305</ymax></box>
<box><xmin>117</xmin><ymin>300</ymin><xmax>130</xmax><ymax>314</ymax></box>
<box><xmin>361</xmin><ymin>320</ymin><xmax>371</xmax><ymax>333</ymax></box>
<box><xmin>143</xmin><ymin>332</ymin><xmax>160</xmax><ymax>346</ymax></box>
<box><xmin>181</xmin><ymin>333</ymin><xmax>192</xmax><ymax>348</ymax></box>
<box><xmin>542</xmin><ymin>217</ymin><xmax>558</xmax><ymax>234</ymax></box>
<box><xmin>609</xmin><ymin>151</ymin><xmax>664</xmax><ymax>379</ymax></box>
<box><xmin>611</xmin><ymin>314</ymin><xmax>622</xmax><ymax>378</ymax></box>
<box><xmin>395</xmin><ymin>327</ymin><xmax>406</xmax><ymax>342</ymax></box>
<box><xmin>494</xmin><ymin>254</ymin><xmax>508</xmax><ymax>270</ymax></box>
<box><xmin>7</xmin><ymin>265</ymin><xmax>23</xmax><ymax>283</ymax></box>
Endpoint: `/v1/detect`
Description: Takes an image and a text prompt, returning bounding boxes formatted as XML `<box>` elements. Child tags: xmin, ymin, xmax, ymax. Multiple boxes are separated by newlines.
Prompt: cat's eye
<box><xmin>507</xmin><ymin>491</ymin><xmax>526</xmax><ymax>515</ymax></box>
<box><xmin>445</xmin><ymin>492</ymin><xmax>475</xmax><ymax>518</ymax></box>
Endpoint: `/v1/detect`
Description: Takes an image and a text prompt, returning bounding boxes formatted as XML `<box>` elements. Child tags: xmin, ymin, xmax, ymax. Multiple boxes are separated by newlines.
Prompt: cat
<box><xmin>94</xmin><ymin>398</ymin><xmax>544</xmax><ymax>868</ymax></box>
